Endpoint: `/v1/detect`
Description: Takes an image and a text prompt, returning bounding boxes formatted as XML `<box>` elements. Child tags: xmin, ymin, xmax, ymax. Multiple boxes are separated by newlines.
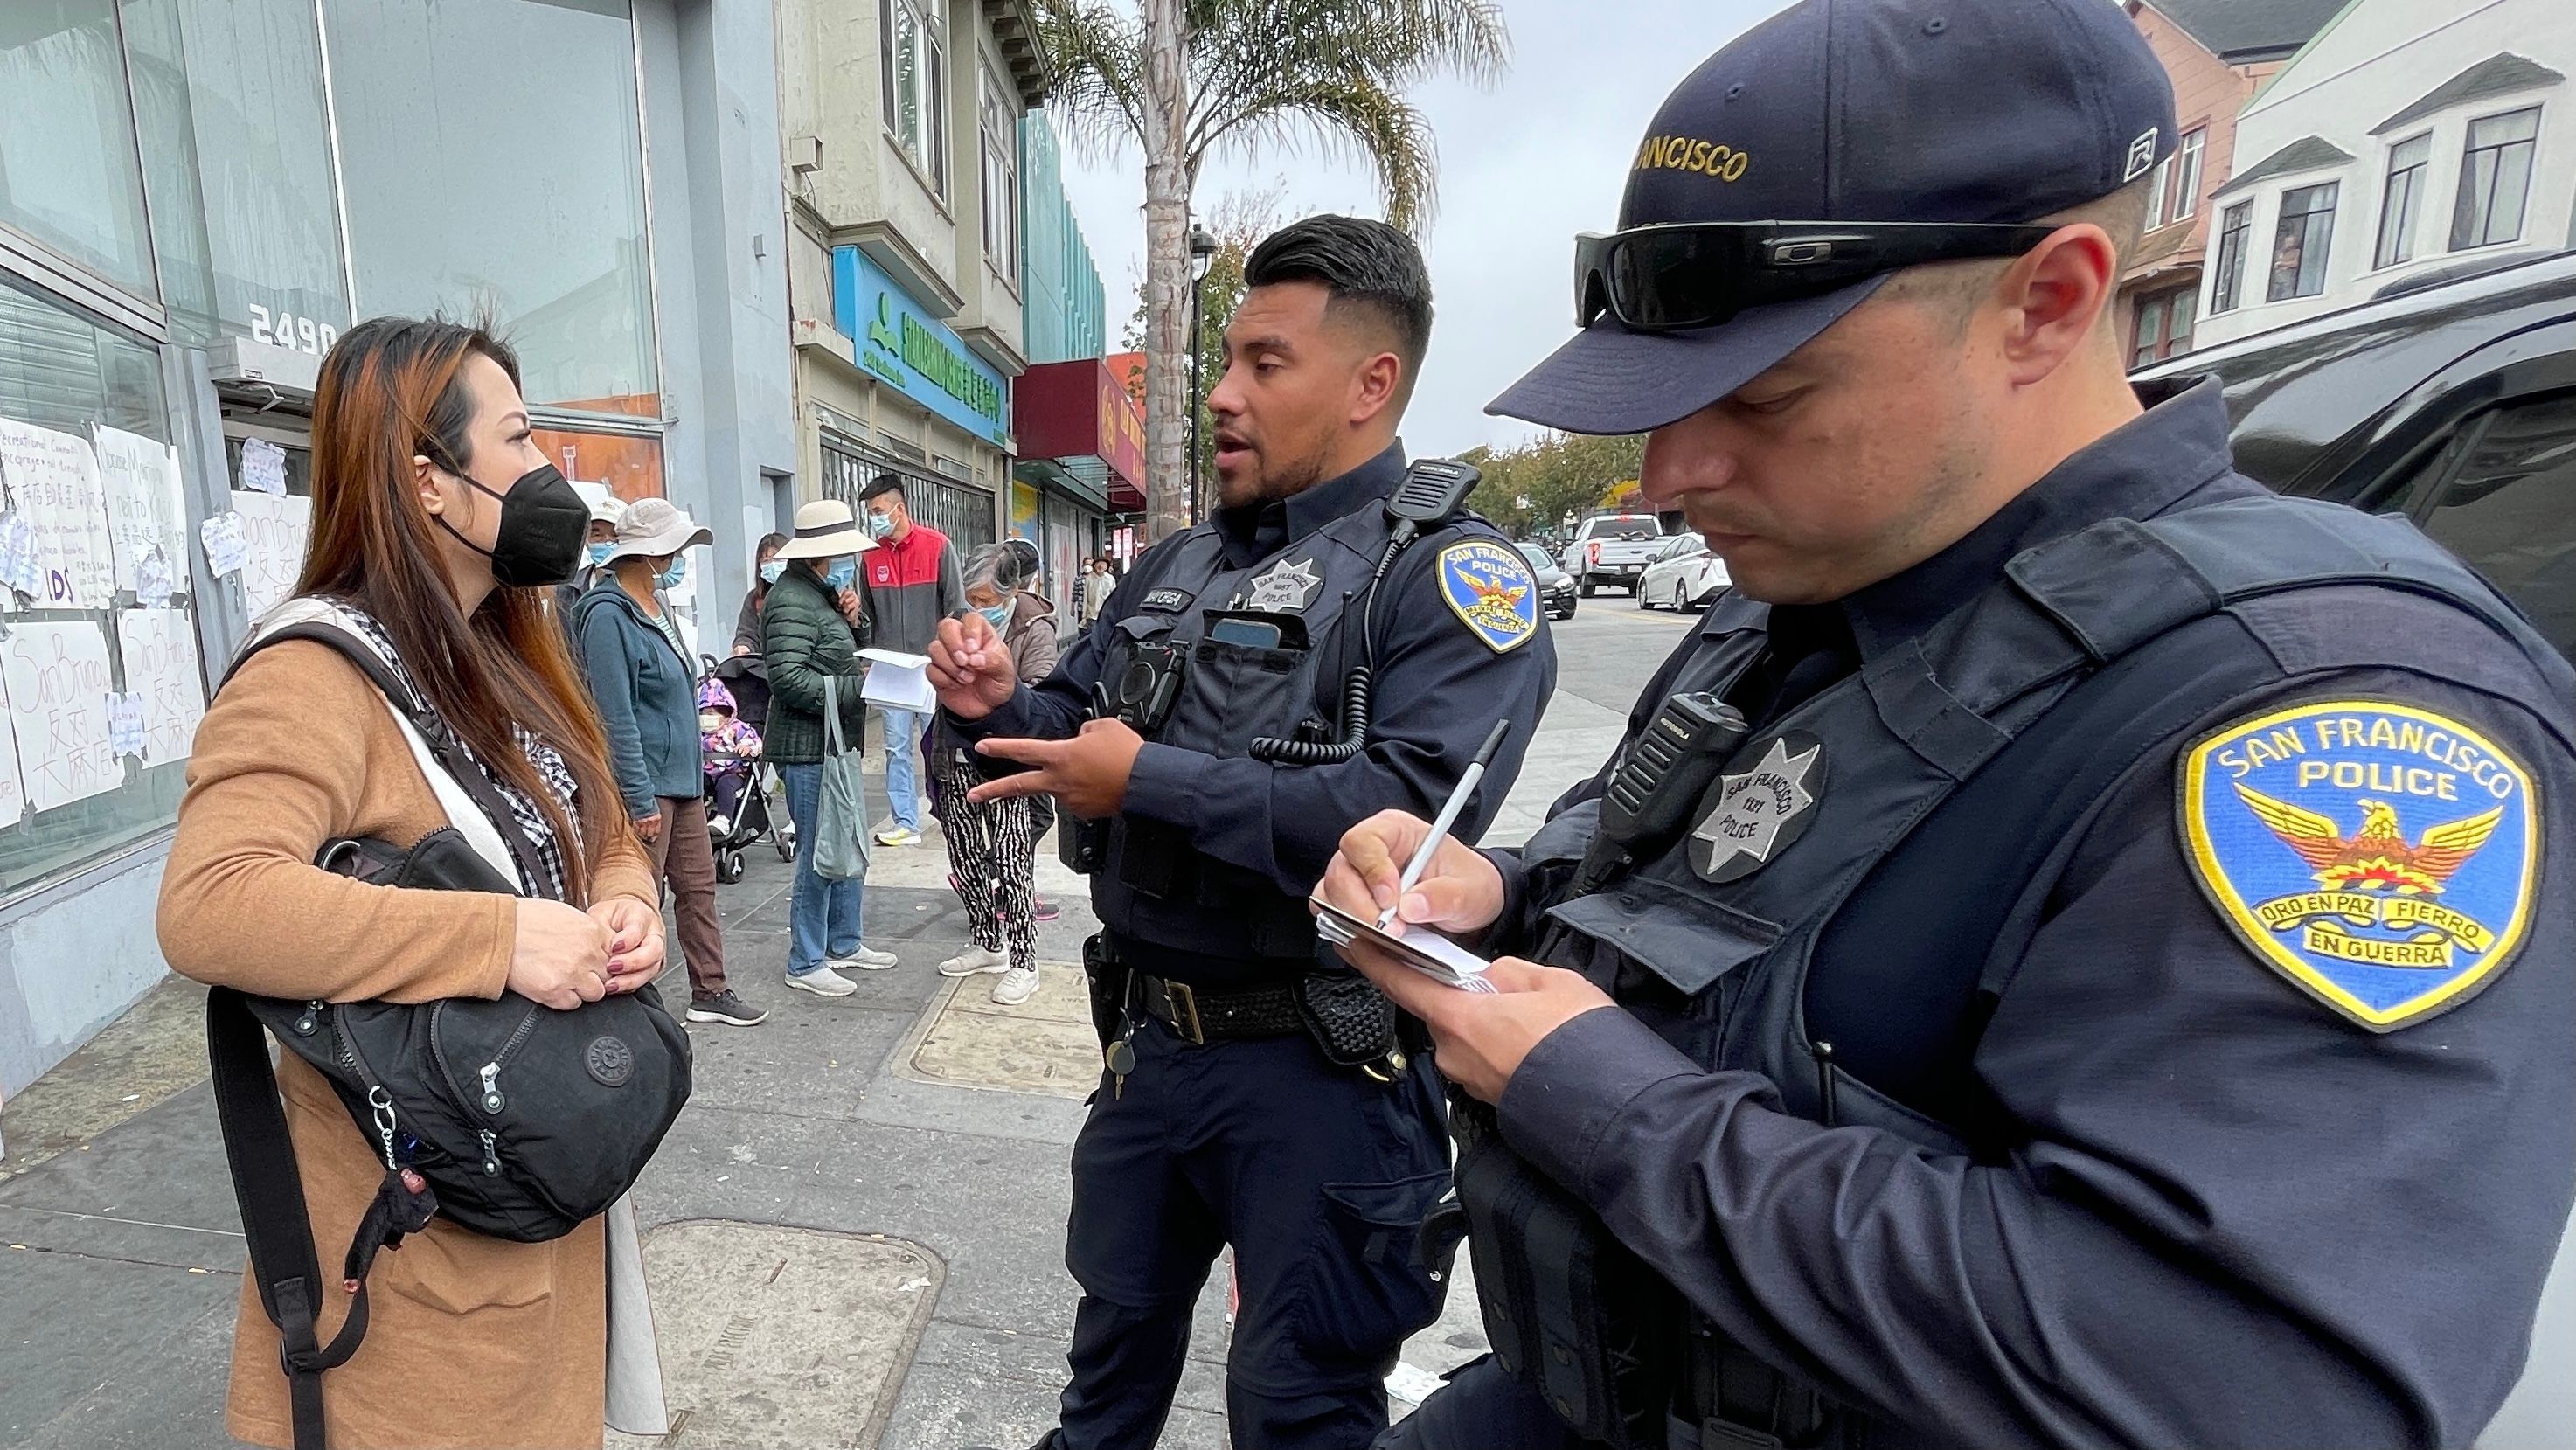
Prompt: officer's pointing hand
<box><xmin>970</xmin><ymin>717</ymin><xmax>1143</xmax><ymax>817</ymax></box>
<box><xmin>928</xmin><ymin>612</ymin><xmax>1017</xmax><ymax>720</ymax></box>
<box><xmin>1318</xmin><ymin>809</ymin><xmax>1507</xmax><ymax>933</ymax></box>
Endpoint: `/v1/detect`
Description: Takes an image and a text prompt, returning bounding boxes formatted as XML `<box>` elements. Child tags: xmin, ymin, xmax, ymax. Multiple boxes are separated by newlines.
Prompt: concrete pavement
<box><xmin>0</xmin><ymin>603</ymin><xmax>1685</xmax><ymax>1450</ymax></box>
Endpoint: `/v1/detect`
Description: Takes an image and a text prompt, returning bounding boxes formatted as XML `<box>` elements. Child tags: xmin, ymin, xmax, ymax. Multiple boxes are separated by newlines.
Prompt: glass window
<box><xmin>2450</xmin><ymin>107</ymin><xmax>2540</xmax><ymax>253</ymax></box>
<box><xmin>2131</xmin><ymin>293</ymin><xmax>2166</xmax><ymax>368</ymax></box>
<box><xmin>2210</xmin><ymin>201</ymin><xmax>2252</xmax><ymax>314</ymax></box>
<box><xmin>326</xmin><ymin>0</ymin><xmax>657</xmax><ymax>413</ymax></box>
<box><xmin>2267</xmin><ymin>182</ymin><xmax>2337</xmax><ymax>302</ymax></box>
<box><xmin>167</xmin><ymin>0</ymin><xmax>350</xmax><ymax>350</ymax></box>
<box><xmin>2420</xmin><ymin>391</ymin><xmax>2576</xmax><ymax>660</ymax></box>
<box><xmin>980</xmin><ymin>67</ymin><xmax>1020</xmax><ymax>277</ymax></box>
<box><xmin>0</xmin><ymin>274</ymin><xmax>205</xmax><ymax>898</ymax></box>
<box><xmin>0</xmin><ymin>0</ymin><xmax>156</xmax><ymax>295</ymax></box>
<box><xmin>2170</xmin><ymin>128</ymin><xmax>2206</xmax><ymax>222</ymax></box>
<box><xmin>2375</xmin><ymin>133</ymin><xmax>2431</xmax><ymax>269</ymax></box>
<box><xmin>2144</xmin><ymin>154</ymin><xmax>2172</xmax><ymax>231</ymax></box>
<box><xmin>883</xmin><ymin>0</ymin><xmax>948</xmax><ymax>197</ymax></box>
<box><xmin>2165</xmin><ymin>286</ymin><xmax>2195</xmax><ymax>355</ymax></box>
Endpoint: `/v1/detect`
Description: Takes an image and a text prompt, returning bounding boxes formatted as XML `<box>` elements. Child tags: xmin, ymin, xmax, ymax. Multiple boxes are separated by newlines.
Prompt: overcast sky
<box><xmin>1053</xmin><ymin>0</ymin><xmax>1795</xmax><ymax>460</ymax></box>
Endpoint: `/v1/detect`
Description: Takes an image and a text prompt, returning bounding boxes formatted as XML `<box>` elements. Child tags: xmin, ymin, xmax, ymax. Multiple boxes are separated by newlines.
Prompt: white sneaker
<box><xmin>785</xmin><ymin>964</ymin><xmax>857</xmax><ymax>996</ymax></box>
<box><xmin>874</xmin><ymin>825</ymin><xmax>922</xmax><ymax>848</ymax></box>
<box><xmin>939</xmin><ymin>945</ymin><xmax>1010</xmax><ymax>977</ymax></box>
<box><xmin>989</xmin><ymin>965</ymin><xmax>1039</xmax><ymax>1006</ymax></box>
<box><xmin>707</xmin><ymin>814</ymin><xmax>732</xmax><ymax>838</ymax></box>
<box><xmin>829</xmin><ymin>945</ymin><xmax>900</xmax><ymax>971</ymax></box>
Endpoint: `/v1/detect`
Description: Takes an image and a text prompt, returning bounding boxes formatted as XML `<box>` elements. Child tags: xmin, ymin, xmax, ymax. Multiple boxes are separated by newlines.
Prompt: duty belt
<box><xmin>1132</xmin><ymin>971</ymin><xmax>1304</xmax><ymax>1043</ymax></box>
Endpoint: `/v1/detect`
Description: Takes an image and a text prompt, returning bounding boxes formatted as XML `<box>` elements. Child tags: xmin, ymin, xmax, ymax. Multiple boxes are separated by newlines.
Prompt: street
<box><xmin>0</xmin><ymin>602</ymin><xmax>1690</xmax><ymax>1450</ymax></box>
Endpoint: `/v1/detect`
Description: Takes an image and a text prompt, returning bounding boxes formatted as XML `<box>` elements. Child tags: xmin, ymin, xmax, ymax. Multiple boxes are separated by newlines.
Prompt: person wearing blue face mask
<box><xmin>732</xmin><ymin>531</ymin><xmax>788</xmax><ymax>659</ymax></box>
<box><xmin>929</xmin><ymin>543</ymin><xmax>1059</xmax><ymax>1004</ymax></box>
<box><xmin>571</xmin><ymin>497</ymin><xmax>762</xmax><ymax>1027</ymax></box>
<box><xmin>763</xmin><ymin>500</ymin><xmax>897</xmax><ymax>993</ymax></box>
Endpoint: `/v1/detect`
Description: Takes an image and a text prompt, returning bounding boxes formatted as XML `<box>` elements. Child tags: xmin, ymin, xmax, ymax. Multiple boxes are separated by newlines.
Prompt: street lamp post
<box><xmin>1187</xmin><ymin>225</ymin><xmax>1218</xmax><ymax>526</ymax></box>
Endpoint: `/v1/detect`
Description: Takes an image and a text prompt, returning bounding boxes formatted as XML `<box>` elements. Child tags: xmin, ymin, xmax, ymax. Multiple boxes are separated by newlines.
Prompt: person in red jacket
<box><xmin>856</xmin><ymin>475</ymin><xmax>962</xmax><ymax>845</ymax></box>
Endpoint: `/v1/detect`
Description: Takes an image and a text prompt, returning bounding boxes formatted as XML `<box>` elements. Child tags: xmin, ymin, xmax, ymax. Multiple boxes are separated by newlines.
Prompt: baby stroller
<box><xmin>699</xmin><ymin>663</ymin><xmax>793</xmax><ymax>883</ymax></box>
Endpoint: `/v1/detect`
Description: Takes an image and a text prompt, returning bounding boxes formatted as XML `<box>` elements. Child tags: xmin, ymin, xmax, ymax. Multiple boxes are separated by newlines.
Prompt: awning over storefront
<box><xmin>1012</xmin><ymin>357</ymin><xmax>1146</xmax><ymax>513</ymax></box>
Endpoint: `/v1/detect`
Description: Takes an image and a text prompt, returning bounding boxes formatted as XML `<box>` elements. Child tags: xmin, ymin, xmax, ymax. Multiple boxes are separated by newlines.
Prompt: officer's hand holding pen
<box><xmin>1316</xmin><ymin>811</ymin><xmax>1616</xmax><ymax>1103</ymax></box>
<box><xmin>927</xmin><ymin>611</ymin><xmax>1017</xmax><ymax>719</ymax></box>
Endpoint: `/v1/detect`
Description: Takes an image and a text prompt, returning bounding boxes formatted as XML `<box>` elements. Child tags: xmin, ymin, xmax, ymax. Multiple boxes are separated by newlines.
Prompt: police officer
<box><xmin>1316</xmin><ymin>3</ymin><xmax>2575</xmax><ymax>1447</ymax></box>
<box><xmin>930</xmin><ymin>214</ymin><xmax>1557</xmax><ymax>1450</ymax></box>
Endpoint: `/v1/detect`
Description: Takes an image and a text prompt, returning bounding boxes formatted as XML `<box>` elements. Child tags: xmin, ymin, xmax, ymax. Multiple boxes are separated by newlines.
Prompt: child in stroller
<box><xmin>699</xmin><ymin>675</ymin><xmax>790</xmax><ymax>882</ymax></box>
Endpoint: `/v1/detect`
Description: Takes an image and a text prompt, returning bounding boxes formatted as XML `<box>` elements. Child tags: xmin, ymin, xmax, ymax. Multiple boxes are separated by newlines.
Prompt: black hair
<box><xmin>859</xmin><ymin>474</ymin><xmax>907</xmax><ymax>504</ymax></box>
<box><xmin>1244</xmin><ymin>215</ymin><xmax>1434</xmax><ymax>377</ymax></box>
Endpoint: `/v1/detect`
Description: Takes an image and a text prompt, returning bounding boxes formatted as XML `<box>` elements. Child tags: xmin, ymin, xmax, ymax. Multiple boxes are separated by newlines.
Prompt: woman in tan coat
<box><xmin>159</xmin><ymin>316</ymin><xmax>668</xmax><ymax>1450</ymax></box>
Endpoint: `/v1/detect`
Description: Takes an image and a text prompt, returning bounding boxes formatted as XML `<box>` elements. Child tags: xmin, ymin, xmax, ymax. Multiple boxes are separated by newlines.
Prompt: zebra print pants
<box><xmin>932</xmin><ymin>748</ymin><xmax>1038</xmax><ymax>973</ymax></box>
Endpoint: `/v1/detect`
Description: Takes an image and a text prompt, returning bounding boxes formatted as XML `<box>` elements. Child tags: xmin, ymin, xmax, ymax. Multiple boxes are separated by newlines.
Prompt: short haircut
<box><xmin>859</xmin><ymin>474</ymin><xmax>906</xmax><ymax>504</ymax></box>
<box><xmin>1245</xmin><ymin>215</ymin><xmax>1434</xmax><ymax>389</ymax></box>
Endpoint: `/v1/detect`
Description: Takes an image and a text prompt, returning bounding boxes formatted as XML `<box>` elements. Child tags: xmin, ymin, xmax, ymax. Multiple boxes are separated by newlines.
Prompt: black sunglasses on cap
<box><xmin>1574</xmin><ymin>221</ymin><xmax>2064</xmax><ymax>333</ymax></box>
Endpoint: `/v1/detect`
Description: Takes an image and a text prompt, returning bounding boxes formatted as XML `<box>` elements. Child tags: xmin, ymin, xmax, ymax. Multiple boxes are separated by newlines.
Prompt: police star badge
<box><xmin>1691</xmin><ymin>732</ymin><xmax>1825</xmax><ymax>882</ymax></box>
<box><xmin>1435</xmin><ymin>540</ymin><xmax>1539</xmax><ymax>653</ymax></box>
<box><xmin>1239</xmin><ymin>557</ymin><xmax>1322</xmax><ymax>613</ymax></box>
<box><xmin>2180</xmin><ymin>700</ymin><xmax>2540</xmax><ymax>1031</ymax></box>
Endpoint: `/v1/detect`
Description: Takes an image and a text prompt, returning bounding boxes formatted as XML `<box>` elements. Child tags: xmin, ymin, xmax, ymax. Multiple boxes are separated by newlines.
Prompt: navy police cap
<box><xmin>1489</xmin><ymin>0</ymin><xmax>2179</xmax><ymax>435</ymax></box>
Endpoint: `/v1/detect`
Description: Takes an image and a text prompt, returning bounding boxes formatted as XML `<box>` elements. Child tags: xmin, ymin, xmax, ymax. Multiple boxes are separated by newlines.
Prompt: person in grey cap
<box><xmin>1315</xmin><ymin>1</ymin><xmax>2574</xmax><ymax>1447</ymax></box>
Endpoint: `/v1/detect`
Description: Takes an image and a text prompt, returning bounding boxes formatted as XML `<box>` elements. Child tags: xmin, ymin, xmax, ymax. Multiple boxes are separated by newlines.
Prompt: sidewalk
<box><xmin>0</xmin><ymin>697</ymin><xmax>1621</xmax><ymax>1450</ymax></box>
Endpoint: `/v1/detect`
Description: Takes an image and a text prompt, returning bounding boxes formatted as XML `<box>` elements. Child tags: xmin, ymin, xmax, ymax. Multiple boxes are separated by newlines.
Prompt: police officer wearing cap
<box><xmin>1315</xmin><ymin>3</ymin><xmax>2575</xmax><ymax>1447</ymax></box>
<box><xmin>930</xmin><ymin>215</ymin><xmax>1557</xmax><ymax>1450</ymax></box>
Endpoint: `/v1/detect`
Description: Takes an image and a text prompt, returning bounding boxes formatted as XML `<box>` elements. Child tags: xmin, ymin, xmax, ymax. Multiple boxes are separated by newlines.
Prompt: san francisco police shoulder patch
<box><xmin>2179</xmin><ymin>699</ymin><xmax>2539</xmax><ymax>1031</ymax></box>
<box><xmin>1435</xmin><ymin>540</ymin><xmax>1539</xmax><ymax>654</ymax></box>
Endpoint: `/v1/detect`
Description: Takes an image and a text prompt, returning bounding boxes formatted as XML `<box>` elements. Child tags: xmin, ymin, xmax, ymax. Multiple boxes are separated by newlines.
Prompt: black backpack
<box><xmin>204</xmin><ymin>620</ymin><xmax>691</xmax><ymax>1450</ymax></box>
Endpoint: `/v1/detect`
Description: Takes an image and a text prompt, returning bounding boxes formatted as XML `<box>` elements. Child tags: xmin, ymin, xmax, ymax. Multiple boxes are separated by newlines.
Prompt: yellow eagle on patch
<box><xmin>2232</xmin><ymin>785</ymin><xmax>2505</xmax><ymax>897</ymax></box>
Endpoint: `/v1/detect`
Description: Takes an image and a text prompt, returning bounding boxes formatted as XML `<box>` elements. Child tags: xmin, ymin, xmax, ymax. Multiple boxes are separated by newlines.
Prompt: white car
<box><xmin>1635</xmin><ymin>533</ymin><xmax>1729</xmax><ymax>611</ymax></box>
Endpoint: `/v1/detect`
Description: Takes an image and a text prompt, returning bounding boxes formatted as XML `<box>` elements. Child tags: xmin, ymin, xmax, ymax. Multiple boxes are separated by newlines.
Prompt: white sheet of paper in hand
<box><xmin>857</xmin><ymin>648</ymin><xmax>937</xmax><ymax>712</ymax></box>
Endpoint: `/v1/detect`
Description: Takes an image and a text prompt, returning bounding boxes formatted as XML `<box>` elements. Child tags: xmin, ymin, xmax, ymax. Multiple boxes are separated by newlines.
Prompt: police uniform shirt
<box><xmin>1475</xmin><ymin>383</ymin><xmax>2574</xmax><ymax>1447</ymax></box>
<box><xmin>958</xmin><ymin>446</ymin><xmax>1559</xmax><ymax>977</ymax></box>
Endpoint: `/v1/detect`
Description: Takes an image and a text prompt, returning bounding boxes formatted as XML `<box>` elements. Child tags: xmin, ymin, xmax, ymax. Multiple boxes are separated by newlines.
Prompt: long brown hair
<box><xmin>299</xmin><ymin>316</ymin><xmax>624</xmax><ymax>903</ymax></box>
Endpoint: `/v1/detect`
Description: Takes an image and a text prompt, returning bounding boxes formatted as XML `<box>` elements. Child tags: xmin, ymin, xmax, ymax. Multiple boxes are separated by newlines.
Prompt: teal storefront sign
<box><xmin>831</xmin><ymin>247</ymin><xmax>1010</xmax><ymax>446</ymax></box>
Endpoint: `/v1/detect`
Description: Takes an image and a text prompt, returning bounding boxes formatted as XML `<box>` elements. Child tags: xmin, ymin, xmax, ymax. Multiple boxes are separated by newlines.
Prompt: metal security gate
<box><xmin>820</xmin><ymin>434</ymin><xmax>996</xmax><ymax>552</ymax></box>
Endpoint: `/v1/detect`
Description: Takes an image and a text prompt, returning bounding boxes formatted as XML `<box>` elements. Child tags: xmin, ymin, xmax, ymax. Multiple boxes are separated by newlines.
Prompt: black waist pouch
<box><xmin>1454</xmin><ymin>1100</ymin><xmax>1679</xmax><ymax>1450</ymax></box>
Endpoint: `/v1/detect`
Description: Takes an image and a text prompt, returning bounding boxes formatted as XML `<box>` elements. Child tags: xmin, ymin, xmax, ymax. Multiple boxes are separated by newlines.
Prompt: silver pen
<box><xmin>1379</xmin><ymin>719</ymin><xmax>1512</xmax><ymax>932</ymax></box>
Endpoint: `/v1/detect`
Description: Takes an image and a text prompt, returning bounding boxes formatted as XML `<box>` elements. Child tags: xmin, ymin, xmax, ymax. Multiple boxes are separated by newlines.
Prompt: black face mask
<box><xmin>435</xmin><ymin>461</ymin><xmax>589</xmax><ymax>588</ymax></box>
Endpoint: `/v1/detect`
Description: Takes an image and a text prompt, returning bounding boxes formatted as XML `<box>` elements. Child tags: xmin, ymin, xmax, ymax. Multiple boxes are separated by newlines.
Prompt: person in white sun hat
<box><xmin>762</xmin><ymin>499</ymin><xmax>899</xmax><ymax>993</ymax></box>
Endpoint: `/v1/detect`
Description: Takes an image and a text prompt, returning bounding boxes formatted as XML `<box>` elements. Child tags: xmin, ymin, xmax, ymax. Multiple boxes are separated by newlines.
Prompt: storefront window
<box><xmin>326</xmin><ymin>0</ymin><xmax>658</xmax><ymax>413</ymax></box>
<box><xmin>0</xmin><ymin>276</ymin><xmax>206</xmax><ymax>898</ymax></box>
<box><xmin>0</xmin><ymin>0</ymin><xmax>156</xmax><ymax>296</ymax></box>
<box><xmin>148</xmin><ymin>0</ymin><xmax>351</xmax><ymax>351</ymax></box>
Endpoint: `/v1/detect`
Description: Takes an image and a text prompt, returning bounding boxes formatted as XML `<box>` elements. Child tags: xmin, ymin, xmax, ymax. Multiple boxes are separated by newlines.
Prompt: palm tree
<box><xmin>1037</xmin><ymin>0</ymin><xmax>1509</xmax><ymax>539</ymax></box>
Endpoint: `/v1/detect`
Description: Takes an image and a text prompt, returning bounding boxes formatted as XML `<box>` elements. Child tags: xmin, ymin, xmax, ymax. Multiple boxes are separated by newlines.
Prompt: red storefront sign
<box><xmin>1013</xmin><ymin>358</ymin><xmax>1147</xmax><ymax>509</ymax></box>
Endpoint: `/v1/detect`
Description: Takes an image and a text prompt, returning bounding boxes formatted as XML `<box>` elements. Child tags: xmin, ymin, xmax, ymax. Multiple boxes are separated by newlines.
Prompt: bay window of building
<box><xmin>2267</xmin><ymin>182</ymin><xmax>2337</xmax><ymax>302</ymax></box>
<box><xmin>882</xmin><ymin>0</ymin><xmax>949</xmax><ymax>197</ymax></box>
<box><xmin>326</xmin><ymin>0</ymin><xmax>658</xmax><ymax>413</ymax></box>
<box><xmin>2450</xmin><ymin>107</ymin><xmax>2540</xmax><ymax>253</ymax></box>
<box><xmin>2168</xmin><ymin>128</ymin><xmax>2205</xmax><ymax>224</ymax></box>
<box><xmin>2375</xmin><ymin>133</ymin><xmax>2431</xmax><ymax>269</ymax></box>
<box><xmin>981</xmin><ymin>67</ymin><xmax>1021</xmax><ymax>279</ymax></box>
<box><xmin>2209</xmin><ymin>200</ymin><xmax>2252</xmax><ymax>313</ymax></box>
<box><xmin>0</xmin><ymin>274</ymin><xmax>198</xmax><ymax>896</ymax></box>
<box><xmin>2131</xmin><ymin>287</ymin><xmax>2196</xmax><ymax>368</ymax></box>
<box><xmin>0</xmin><ymin>0</ymin><xmax>156</xmax><ymax>297</ymax></box>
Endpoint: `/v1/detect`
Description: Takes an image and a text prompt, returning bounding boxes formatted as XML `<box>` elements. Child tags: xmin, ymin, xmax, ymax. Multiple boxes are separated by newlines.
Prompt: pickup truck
<box><xmin>1560</xmin><ymin>513</ymin><xmax>1665</xmax><ymax>597</ymax></box>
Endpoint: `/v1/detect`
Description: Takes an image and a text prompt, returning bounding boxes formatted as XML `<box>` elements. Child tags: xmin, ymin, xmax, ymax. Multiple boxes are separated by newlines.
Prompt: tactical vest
<box><xmin>1093</xmin><ymin>501</ymin><xmax>1468</xmax><ymax>968</ymax></box>
<box><xmin>1472</xmin><ymin>493</ymin><xmax>2576</xmax><ymax>1450</ymax></box>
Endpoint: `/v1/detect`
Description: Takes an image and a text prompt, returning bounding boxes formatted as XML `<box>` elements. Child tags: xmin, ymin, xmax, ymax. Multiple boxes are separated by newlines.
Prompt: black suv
<box><xmin>2143</xmin><ymin>253</ymin><xmax>2574</xmax><ymax>1448</ymax></box>
<box><xmin>2137</xmin><ymin>251</ymin><xmax>2575</xmax><ymax>662</ymax></box>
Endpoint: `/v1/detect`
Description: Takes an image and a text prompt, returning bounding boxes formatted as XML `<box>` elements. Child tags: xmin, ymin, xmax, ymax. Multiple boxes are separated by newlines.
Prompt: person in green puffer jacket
<box><xmin>762</xmin><ymin>499</ymin><xmax>897</xmax><ymax>993</ymax></box>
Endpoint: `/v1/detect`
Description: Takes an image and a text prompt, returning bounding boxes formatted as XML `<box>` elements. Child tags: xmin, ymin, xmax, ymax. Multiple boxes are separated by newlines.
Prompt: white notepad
<box><xmin>1312</xmin><ymin>901</ymin><xmax>1499</xmax><ymax>993</ymax></box>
